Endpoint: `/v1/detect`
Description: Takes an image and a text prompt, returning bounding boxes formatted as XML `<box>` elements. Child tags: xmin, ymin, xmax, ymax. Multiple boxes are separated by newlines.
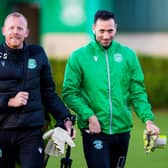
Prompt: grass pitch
<box><xmin>46</xmin><ymin>111</ymin><xmax>168</xmax><ymax>168</ymax></box>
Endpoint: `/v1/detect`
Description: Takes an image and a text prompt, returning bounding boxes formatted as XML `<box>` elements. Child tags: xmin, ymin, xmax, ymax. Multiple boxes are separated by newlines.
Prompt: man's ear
<box><xmin>92</xmin><ymin>24</ymin><xmax>95</xmax><ymax>34</ymax></box>
<box><xmin>2</xmin><ymin>27</ymin><xmax>6</xmax><ymax>36</ymax></box>
<box><xmin>24</xmin><ymin>28</ymin><xmax>29</xmax><ymax>38</ymax></box>
<box><xmin>115</xmin><ymin>24</ymin><xmax>118</xmax><ymax>30</ymax></box>
<box><xmin>115</xmin><ymin>24</ymin><xmax>117</xmax><ymax>31</ymax></box>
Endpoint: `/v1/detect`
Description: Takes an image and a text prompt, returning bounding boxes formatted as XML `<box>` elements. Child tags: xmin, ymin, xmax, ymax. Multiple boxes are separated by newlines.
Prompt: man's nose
<box><xmin>103</xmin><ymin>31</ymin><xmax>110</xmax><ymax>38</ymax></box>
<box><xmin>13</xmin><ymin>28</ymin><xmax>19</xmax><ymax>34</ymax></box>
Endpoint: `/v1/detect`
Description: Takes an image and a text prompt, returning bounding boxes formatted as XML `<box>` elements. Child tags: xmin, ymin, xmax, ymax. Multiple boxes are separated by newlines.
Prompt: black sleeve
<box><xmin>39</xmin><ymin>48</ymin><xmax>71</xmax><ymax>121</ymax></box>
<box><xmin>0</xmin><ymin>94</ymin><xmax>10</xmax><ymax>113</ymax></box>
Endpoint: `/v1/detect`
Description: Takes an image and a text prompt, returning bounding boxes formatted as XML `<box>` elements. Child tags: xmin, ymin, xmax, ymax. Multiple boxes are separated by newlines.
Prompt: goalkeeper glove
<box><xmin>143</xmin><ymin>130</ymin><xmax>167</xmax><ymax>154</ymax></box>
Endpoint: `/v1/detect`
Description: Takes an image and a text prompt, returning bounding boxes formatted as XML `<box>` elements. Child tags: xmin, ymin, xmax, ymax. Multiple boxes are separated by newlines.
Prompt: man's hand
<box><xmin>8</xmin><ymin>91</ymin><xmax>29</xmax><ymax>107</ymax></box>
<box><xmin>64</xmin><ymin>120</ymin><xmax>76</xmax><ymax>139</ymax></box>
<box><xmin>89</xmin><ymin>115</ymin><xmax>101</xmax><ymax>134</ymax></box>
<box><xmin>146</xmin><ymin>120</ymin><xmax>160</xmax><ymax>135</ymax></box>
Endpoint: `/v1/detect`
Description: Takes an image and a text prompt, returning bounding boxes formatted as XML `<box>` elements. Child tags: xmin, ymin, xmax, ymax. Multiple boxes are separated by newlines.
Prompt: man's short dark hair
<box><xmin>94</xmin><ymin>10</ymin><xmax>115</xmax><ymax>24</ymax></box>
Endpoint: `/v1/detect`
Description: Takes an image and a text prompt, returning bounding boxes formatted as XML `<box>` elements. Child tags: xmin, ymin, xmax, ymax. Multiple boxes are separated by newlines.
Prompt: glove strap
<box><xmin>56</xmin><ymin>115</ymin><xmax>76</xmax><ymax>129</ymax></box>
<box><xmin>64</xmin><ymin>115</ymin><xmax>76</xmax><ymax>125</ymax></box>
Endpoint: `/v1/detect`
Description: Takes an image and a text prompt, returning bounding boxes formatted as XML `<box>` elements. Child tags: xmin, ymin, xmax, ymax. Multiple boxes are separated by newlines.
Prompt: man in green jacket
<box><xmin>62</xmin><ymin>10</ymin><xmax>160</xmax><ymax>168</ymax></box>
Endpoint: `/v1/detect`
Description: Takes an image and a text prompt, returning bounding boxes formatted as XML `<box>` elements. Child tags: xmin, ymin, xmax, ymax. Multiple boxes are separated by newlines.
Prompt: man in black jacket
<box><xmin>0</xmin><ymin>12</ymin><xmax>74</xmax><ymax>168</ymax></box>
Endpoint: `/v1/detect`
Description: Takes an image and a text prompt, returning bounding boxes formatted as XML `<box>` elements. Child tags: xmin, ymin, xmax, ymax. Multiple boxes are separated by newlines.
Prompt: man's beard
<box><xmin>102</xmin><ymin>42</ymin><xmax>112</xmax><ymax>49</ymax></box>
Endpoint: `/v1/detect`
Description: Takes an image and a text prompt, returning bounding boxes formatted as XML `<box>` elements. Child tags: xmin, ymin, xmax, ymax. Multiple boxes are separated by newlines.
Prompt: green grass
<box><xmin>46</xmin><ymin>111</ymin><xmax>168</xmax><ymax>168</ymax></box>
<box><xmin>125</xmin><ymin>111</ymin><xmax>167</xmax><ymax>168</ymax></box>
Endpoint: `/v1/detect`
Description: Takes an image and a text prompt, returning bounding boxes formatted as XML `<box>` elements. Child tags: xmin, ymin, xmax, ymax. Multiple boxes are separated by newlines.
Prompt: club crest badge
<box><xmin>114</xmin><ymin>53</ymin><xmax>122</xmax><ymax>62</ymax></box>
<box><xmin>93</xmin><ymin>140</ymin><xmax>103</xmax><ymax>150</ymax></box>
<box><xmin>28</xmin><ymin>58</ymin><xmax>37</xmax><ymax>69</ymax></box>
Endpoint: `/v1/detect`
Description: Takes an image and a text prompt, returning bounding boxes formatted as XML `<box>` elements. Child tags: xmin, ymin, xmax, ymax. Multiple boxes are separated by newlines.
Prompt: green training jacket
<box><xmin>62</xmin><ymin>40</ymin><xmax>154</xmax><ymax>134</ymax></box>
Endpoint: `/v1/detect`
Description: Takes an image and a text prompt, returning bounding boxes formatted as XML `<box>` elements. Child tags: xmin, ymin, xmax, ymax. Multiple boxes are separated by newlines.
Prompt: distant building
<box><xmin>1</xmin><ymin>0</ymin><xmax>168</xmax><ymax>58</ymax></box>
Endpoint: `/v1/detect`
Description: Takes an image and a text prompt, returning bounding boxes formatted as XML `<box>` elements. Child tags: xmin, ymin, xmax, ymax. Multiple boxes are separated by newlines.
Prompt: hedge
<box><xmin>139</xmin><ymin>55</ymin><xmax>168</xmax><ymax>108</ymax></box>
<box><xmin>49</xmin><ymin>55</ymin><xmax>168</xmax><ymax>108</ymax></box>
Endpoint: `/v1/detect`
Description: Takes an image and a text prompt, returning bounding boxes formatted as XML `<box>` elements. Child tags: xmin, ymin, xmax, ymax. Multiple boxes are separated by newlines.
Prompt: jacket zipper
<box><xmin>105</xmin><ymin>50</ymin><xmax>113</xmax><ymax>134</ymax></box>
<box><xmin>22</xmin><ymin>45</ymin><xmax>29</xmax><ymax>91</ymax></box>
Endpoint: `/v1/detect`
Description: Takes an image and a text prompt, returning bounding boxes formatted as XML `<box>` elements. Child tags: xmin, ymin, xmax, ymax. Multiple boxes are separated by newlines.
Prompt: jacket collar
<box><xmin>3</xmin><ymin>42</ymin><xmax>26</xmax><ymax>54</ymax></box>
<box><xmin>1</xmin><ymin>42</ymin><xmax>28</xmax><ymax>60</ymax></box>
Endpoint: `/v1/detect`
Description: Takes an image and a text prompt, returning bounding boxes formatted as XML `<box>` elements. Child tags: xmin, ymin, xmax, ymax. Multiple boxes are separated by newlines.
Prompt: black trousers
<box><xmin>0</xmin><ymin>128</ymin><xmax>44</xmax><ymax>168</ymax></box>
<box><xmin>82</xmin><ymin>130</ymin><xmax>130</xmax><ymax>168</ymax></box>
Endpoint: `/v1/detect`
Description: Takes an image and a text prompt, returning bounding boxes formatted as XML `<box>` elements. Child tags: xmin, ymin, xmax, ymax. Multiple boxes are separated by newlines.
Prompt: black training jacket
<box><xmin>0</xmin><ymin>43</ymin><xmax>70</xmax><ymax>128</ymax></box>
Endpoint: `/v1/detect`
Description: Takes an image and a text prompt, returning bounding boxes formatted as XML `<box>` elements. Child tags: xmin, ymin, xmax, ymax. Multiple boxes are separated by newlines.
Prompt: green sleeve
<box><xmin>62</xmin><ymin>52</ymin><xmax>94</xmax><ymax>121</ymax></box>
<box><xmin>129</xmin><ymin>53</ymin><xmax>154</xmax><ymax>123</ymax></box>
